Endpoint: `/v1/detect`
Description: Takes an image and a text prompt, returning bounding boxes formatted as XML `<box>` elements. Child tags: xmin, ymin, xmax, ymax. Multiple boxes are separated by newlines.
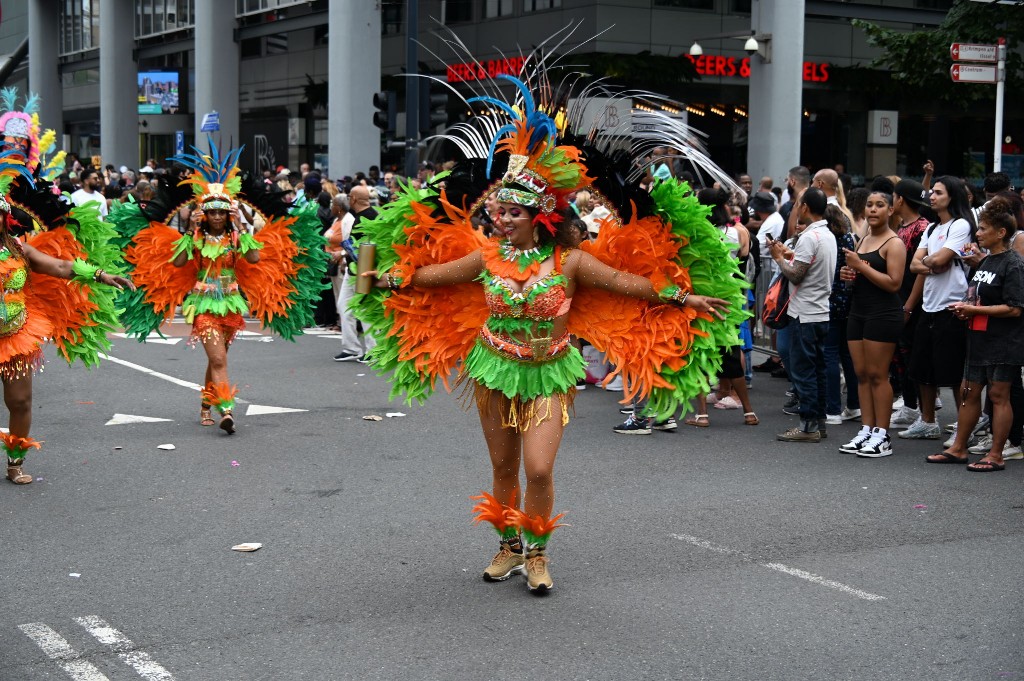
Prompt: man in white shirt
<box><xmin>69</xmin><ymin>168</ymin><xmax>108</xmax><ymax>217</ymax></box>
<box><xmin>769</xmin><ymin>188</ymin><xmax>837</xmax><ymax>443</ymax></box>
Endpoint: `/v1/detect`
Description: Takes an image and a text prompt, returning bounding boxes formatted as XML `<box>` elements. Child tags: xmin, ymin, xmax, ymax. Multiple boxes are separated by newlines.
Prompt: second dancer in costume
<box><xmin>112</xmin><ymin>139</ymin><xmax>329</xmax><ymax>434</ymax></box>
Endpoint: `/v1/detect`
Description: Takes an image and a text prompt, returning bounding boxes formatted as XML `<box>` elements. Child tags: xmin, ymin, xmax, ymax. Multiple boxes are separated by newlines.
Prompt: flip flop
<box><xmin>926</xmin><ymin>452</ymin><xmax>969</xmax><ymax>464</ymax></box>
<box><xmin>967</xmin><ymin>459</ymin><xmax>1005</xmax><ymax>472</ymax></box>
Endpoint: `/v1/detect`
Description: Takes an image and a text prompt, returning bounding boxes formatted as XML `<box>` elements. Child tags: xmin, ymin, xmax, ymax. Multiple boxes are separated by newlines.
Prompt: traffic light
<box><xmin>419</xmin><ymin>82</ymin><xmax>448</xmax><ymax>135</ymax></box>
<box><xmin>372</xmin><ymin>91</ymin><xmax>396</xmax><ymax>136</ymax></box>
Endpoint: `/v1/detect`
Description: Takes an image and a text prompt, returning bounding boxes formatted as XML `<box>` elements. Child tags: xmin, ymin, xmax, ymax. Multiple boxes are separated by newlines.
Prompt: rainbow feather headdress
<box><xmin>169</xmin><ymin>137</ymin><xmax>243</xmax><ymax>211</ymax></box>
<box><xmin>0</xmin><ymin>88</ymin><xmax>64</xmax><ymax>180</ymax></box>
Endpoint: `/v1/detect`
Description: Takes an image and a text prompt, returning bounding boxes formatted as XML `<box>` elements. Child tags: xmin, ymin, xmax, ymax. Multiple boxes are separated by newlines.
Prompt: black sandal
<box><xmin>926</xmin><ymin>452</ymin><xmax>968</xmax><ymax>464</ymax></box>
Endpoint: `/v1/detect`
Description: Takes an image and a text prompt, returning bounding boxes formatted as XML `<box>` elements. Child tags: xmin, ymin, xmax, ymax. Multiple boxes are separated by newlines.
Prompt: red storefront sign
<box><xmin>685</xmin><ymin>55</ymin><xmax>830</xmax><ymax>82</ymax></box>
<box><xmin>447</xmin><ymin>57</ymin><xmax>527</xmax><ymax>83</ymax></box>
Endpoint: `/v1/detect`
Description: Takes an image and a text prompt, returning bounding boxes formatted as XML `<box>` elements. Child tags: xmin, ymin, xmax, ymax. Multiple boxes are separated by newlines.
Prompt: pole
<box><xmin>993</xmin><ymin>37</ymin><xmax>1005</xmax><ymax>173</ymax></box>
<box><xmin>404</xmin><ymin>0</ymin><xmax>420</xmax><ymax>179</ymax></box>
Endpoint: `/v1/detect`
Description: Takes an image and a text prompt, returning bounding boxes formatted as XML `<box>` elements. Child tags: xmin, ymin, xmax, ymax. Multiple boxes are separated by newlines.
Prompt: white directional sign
<box><xmin>950</xmin><ymin>43</ymin><xmax>998</xmax><ymax>62</ymax></box>
<box><xmin>950</xmin><ymin>63</ymin><xmax>998</xmax><ymax>84</ymax></box>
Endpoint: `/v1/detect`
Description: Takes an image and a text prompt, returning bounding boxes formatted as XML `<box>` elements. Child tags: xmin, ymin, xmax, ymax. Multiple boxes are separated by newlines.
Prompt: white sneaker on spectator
<box><xmin>890</xmin><ymin>406</ymin><xmax>920</xmax><ymax>427</ymax></box>
<box><xmin>898</xmin><ymin>419</ymin><xmax>941</xmax><ymax>439</ymax></box>
<box><xmin>1002</xmin><ymin>443</ymin><xmax>1024</xmax><ymax>460</ymax></box>
<box><xmin>943</xmin><ymin>427</ymin><xmax>977</xmax><ymax>449</ymax></box>
<box><xmin>968</xmin><ymin>434</ymin><xmax>994</xmax><ymax>454</ymax></box>
<box><xmin>840</xmin><ymin>407</ymin><xmax>862</xmax><ymax>421</ymax></box>
<box><xmin>891</xmin><ymin>395</ymin><xmax>904</xmax><ymax>411</ymax></box>
<box><xmin>604</xmin><ymin>375</ymin><xmax>624</xmax><ymax>392</ymax></box>
<box><xmin>825</xmin><ymin>413</ymin><xmax>842</xmax><ymax>425</ymax></box>
<box><xmin>857</xmin><ymin>433</ymin><xmax>893</xmax><ymax>458</ymax></box>
<box><xmin>706</xmin><ymin>392</ymin><xmax>721</xmax><ymax>405</ymax></box>
<box><xmin>713</xmin><ymin>395</ymin><xmax>741</xmax><ymax>410</ymax></box>
<box><xmin>974</xmin><ymin>414</ymin><xmax>991</xmax><ymax>436</ymax></box>
<box><xmin>935</xmin><ymin>396</ymin><xmax>943</xmax><ymax>410</ymax></box>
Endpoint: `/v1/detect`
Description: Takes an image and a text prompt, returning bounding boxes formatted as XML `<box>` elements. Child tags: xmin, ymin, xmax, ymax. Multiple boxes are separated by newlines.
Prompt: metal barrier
<box><xmin>750</xmin><ymin>254</ymin><xmax>777</xmax><ymax>354</ymax></box>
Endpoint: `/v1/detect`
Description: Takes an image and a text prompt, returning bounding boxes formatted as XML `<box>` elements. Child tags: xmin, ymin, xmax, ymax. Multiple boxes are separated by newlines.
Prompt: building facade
<box><xmin>0</xmin><ymin>0</ymin><xmax>1018</xmax><ymax>187</ymax></box>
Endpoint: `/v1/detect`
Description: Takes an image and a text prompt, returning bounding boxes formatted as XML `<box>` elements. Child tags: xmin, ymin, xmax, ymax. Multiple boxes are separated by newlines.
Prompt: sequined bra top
<box><xmin>482</xmin><ymin>250</ymin><xmax>572</xmax><ymax>322</ymax></box>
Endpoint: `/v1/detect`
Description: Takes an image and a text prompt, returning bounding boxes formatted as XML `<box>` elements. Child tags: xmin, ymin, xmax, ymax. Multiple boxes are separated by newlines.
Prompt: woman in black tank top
<box><xmin>837</xmin><ymin>191</ymin><xmax>906</xmax><ymax>457</ymax></box>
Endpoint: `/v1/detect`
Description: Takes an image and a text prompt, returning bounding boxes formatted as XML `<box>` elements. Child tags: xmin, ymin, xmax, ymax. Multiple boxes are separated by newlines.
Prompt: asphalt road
<box><xmin>1</xmin><ymin>323</ymin><xmax>1022</xmax><ymax>681</ymax></box>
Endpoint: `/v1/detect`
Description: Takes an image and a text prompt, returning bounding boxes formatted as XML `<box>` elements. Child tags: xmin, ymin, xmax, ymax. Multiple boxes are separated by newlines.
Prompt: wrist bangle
<box><xmin>94</xmin><ymin>269</ymin><xmax>104</xmax><ymax>282</ymax></box>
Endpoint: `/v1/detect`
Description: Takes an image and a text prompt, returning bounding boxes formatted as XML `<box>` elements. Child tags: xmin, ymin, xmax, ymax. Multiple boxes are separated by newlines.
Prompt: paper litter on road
<box><xmin>362</xmin><ymin>415</ymin><xmax>383</xmax><ymax>421</ymax></box>
<box><xmin>385</xmin><ymin>412</ymin><xmax>406</xmax><ymax>418</ymax></box>
<box><xmin>157</xmin><ymin>444</ymin><xmax>175</xmax><ymax>451</ymax></box>
<box><xmin>231</xmin><ymin>543</ymin><xmax>262</xmax><ymax>552</ymax></box>
<box><xmin>69</xmin><ymin>573</ymin><xmax>81</xmax><ymax>578</ymax></box>
<box><xmin>112</xmin><ymin>446</ymin><xmax>123</xmax><ymax>450</ymax></box>
<box><xmin>231</xmin><ymin>460</ymin><xmax>240</xmax><ymax>467</ymax></box>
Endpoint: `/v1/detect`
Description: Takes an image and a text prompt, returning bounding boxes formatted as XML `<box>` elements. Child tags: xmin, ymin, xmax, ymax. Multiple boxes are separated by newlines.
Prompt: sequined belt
<box><xmin>193</xmin><ymin>276</ymin><xmax>239</xmax><ymax>296</ymax></box>
<box><xmin>479</xmin><ymin>325</ymin><xmax>570</xmax><ymax>362</ymax></box>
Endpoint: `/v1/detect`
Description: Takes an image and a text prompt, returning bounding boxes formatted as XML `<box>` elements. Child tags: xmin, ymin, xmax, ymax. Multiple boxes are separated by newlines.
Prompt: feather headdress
<box><xmin>0</xmin><ymin>149</ymin><xmax>36</xmax><ymax>215</ymax></box>
<box><xmin>169</xmin><ymin>136</ymin><xmax>244</xmax><ymax>211</ymax></box>
<box><xmin>422</xmin><ymin>22</ymin><xmax>737</xmax><ymax>226</ymax></box>
<box><xmin>0</xmin><ymin>87</ymin><xmax>44</xmax><ymax>176</ymax></box>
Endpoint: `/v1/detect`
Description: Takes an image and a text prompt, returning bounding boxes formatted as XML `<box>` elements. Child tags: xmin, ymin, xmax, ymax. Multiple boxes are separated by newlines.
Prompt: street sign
<box><xmin>174</xmin><ymin>130</ymin><xmax>184</xmax><ymax>155</ymax></box>
<box><xmin>200</xmin><ymin>111</ymin><xmax>220</xmax><ymax>132</ymax></box>
<box><xmin>950</xmin><ymin>43</ymin><xmax>998</xmax><ymax>63</ymax></box>
<box><xmin>950</xmin><ymin>64</ymin><xmax>998</xmax><ymax>84</ymax></box>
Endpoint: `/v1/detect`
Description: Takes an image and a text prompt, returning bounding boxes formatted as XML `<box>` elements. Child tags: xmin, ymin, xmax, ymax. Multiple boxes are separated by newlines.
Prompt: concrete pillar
<box><xmin>194</xmin><ymin>2</ymin><xmax>239</xmax><ymax>149</ymax></box>
<box><xmin>747</xmin><ymin>0</ymin><xmax>805</xmax><ymax>185</ymax></box>
<box><xmin>28</xmin><ymin>0</ymin><xmax>62</xmax><ymax>135</ymax></box>
<box><xmin>99</xmin><ymin>0</ymin><xmax>137</xmax><ymax>168</ymax></box>
<box><xmin>329</xmin><ymin>3</ymin><xmax>381</xmax><ymax>178</ymax></box>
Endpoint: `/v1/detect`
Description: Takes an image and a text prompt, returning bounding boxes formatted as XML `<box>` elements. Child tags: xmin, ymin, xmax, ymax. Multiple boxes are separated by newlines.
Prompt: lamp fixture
<box><xmin>686</xmin><ymin>31</ymin><xmax>771</xmax><ymax>63</ymax></box>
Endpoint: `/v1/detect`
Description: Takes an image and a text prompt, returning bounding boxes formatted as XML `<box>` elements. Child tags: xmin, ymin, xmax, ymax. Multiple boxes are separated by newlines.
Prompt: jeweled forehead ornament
<box><xmin>2</xmin><ymin>116</ymin><xmax>29</xmax><ymax>140</ymax></box>
<box><xmin>497</xmin><ymin>154</ymin><xmax>558</xmax><ymax>214</ymax></box>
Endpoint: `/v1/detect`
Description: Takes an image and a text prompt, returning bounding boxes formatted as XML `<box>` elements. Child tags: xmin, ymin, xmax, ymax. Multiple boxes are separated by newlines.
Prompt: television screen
<box><xmin>138</xmin><ymin>71</ymin><xmax>179</xmax><ymax>115</ymax></box>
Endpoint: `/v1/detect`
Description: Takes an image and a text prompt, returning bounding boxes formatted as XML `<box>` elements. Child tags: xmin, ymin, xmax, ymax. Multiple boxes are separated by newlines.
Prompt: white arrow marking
<box><xmin>19</xmin><ymin>622</ymin><xmax>111</xmax><ymax>681</ymax></box>
<box><xmin>75</xmin><ymin>616</ymin><xmax>176</xmax><ymax>680</ymax></box>
<box><xmin>245</xmin><ymin>404</ymin><xmax>308</xmax><ymax>416</ymax></box>
<box><xmin>105</xmin><ymin>414</ymin><xmax>174</xmax><ymax>426</ymax></box>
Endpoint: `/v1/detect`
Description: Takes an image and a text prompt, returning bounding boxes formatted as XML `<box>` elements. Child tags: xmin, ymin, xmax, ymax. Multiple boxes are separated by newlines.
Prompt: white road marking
<box><xmin>235</xmin><ymin>329</ymin><xmax>262</xmax><ymax>336</ymax></box>
<box><xmin>317</xmin><ymin>334</ymin><xmax>344</xmax><ymax>340</ymax></box>
<box><xmin>670</xmin><ymin>533</ymin><xmax>886</xmax><ymax>602</ymax></box>
<box><xmin>101</xmin><ymin>355</ymin><xmax>308</xmax><ymax>414</ymax></box>
<box><xmin>105</xmin><ymin>414</ymin><xmax>174</xmax><ymax>426</ymax></box>
<box><xmin>763</xmin><ymin>563</ymin><xmax>887</xmax><ymax>601</ymax></box>
<box><xmin>75</xmin><ymin>616</ymin><xmax>175</xmax><ymax>681</ymax></box>
<box><xmin>100</xmin><ymin>355</ymin><xmax>204</xmax><ymax>391</ymax></box>
<box><xmin>245</xmin><ymin>404</ymin><xmax>308</xmax><ymax>416</ymax></box>
<box><xmin>18</xmin><ymin>622</ymin><xmax>111</xmax><ymax>681</ymax></box>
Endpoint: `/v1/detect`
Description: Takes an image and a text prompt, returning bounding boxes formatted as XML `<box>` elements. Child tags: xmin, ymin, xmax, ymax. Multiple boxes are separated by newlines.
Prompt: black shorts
<box><xmin>964</xmin><ymin>363</ymin><xmax>1022</xmax><ymax>385</ymax></box>
<box><xmin>848</xmin><ymin>312</ymin><xmax>903</xmax><ymax>344</ymax></box>
<box><xmin>909</xmin><ymin>310</ymin><xmax>967</xmax><ymax>387</ymax></box>
<box><xmin>718</xmin><ymin>345</ymin><xmax>744</xmax><ymax>380</ymax></box>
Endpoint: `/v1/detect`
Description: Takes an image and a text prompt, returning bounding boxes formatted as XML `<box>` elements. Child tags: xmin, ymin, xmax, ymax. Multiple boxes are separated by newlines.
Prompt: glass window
<box><xmin>524</xmin><ymin>0</ymin><xmax>562</xmax><ymax>9</ymax></box>
<box><xmin>443</xmin><ymin>0</ymin><xmax>474</xmax><ymax>23</ymax></box>
<box><xmin>915</xmin><ymin>0</ymin><xmax>954</xmax><ymax>8</ymax></box>
<box><xmin>382</xmin><ymin>0</ymin><xmax>404</xmax><ymax>35</ymax></box>
<box><xmin>485</xmin><ymin>0</ymin><xmax>513</xmax><ymax>18</ymax></box>
<box><xmin>59</xmin><ymin>0</ymin><xmax>100</xmax><ymax>56</ymax></box>
<box><xmin>653</xmin><ymin>0</ymin><xmax>715</xmax><ymax>9</ymax></box>
<box><xmin>731</xmin><ymin>0</ymin><xmax>751</xmax><ymax>12</ymax></box>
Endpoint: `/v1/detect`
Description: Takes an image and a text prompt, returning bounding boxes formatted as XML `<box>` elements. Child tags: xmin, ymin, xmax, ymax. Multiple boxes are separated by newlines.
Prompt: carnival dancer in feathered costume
<box><xmin>111</xmin><ymin>139</ymin><xmax>328</xmax><ymax>434</ymax></box>
<box><xmin>352</xmin><ymin>35</ymin><xmax>748</xmax><ymax>592</ymax></box>
<box><xmin>0</xmin><ymin>153</ymin><xmax>133</xmax><ymax>485</ymax></box>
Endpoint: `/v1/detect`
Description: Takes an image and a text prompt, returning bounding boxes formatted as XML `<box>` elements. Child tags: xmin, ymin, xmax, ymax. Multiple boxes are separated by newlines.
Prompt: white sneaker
<box><xmin>857</xmin><ymin>433</ymin><xmax>893</xmax><ymax>458</ymax></box>
<box><xmin>840</xmin><ymin>407</ymin><xmax>862</xmax><ymax>421</ymax></box>
<box><xmin>890</xmin><ymin>406</ymin><xmax>921</xmax><ymax>427</ymax></box>
<box><xmin>1002</xmin><ymin>443</ymin><xmax>1024</xmax><ymax>460</ymax></box>
<box><xmin>898</xmin><ymin>419</ymin><xmax>942</xmax><ymax>439</ymax></box>
<box><xmin>943</xmin><ymin>427</ymin><xmax>977</xmax><ymax>449</ymax></box>
<box><xmin>935</xmin><ymin>397</ymin><xmax>943</xmax><ymax>411</ymax></box>
<box><xmin>974</xmin><ymin>414</ymin><xmax>991</xmax><ymax>436</ymax></box>
<box><xmin>604</xmin><ymin>375</ymin><xmax>624</xmax><ymax>392</ymax></box>
<box><xmin>968</xmin><ymin>434</ymin><xmax>994</xmax><ymax>454</ymax></box>
<box><xmin>891</xmin><ymin>395</ymin><xmax>905</xmax><ymax>411</ymax></box>
<box><xmin>825</xmin><ymin>413</ymin><xmax>843</xmax><ymax>426</ymax></box>
<box><xmin>839</xmin><ymin>427</ymin><xmax>872</xmax><ymax>454</ymax></box>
